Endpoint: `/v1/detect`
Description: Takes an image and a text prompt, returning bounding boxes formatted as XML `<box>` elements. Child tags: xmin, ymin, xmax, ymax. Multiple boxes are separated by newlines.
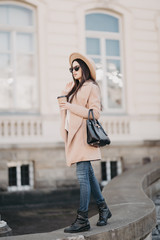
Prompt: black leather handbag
<box><xmin>87</xmin><ymin>109</ymin><xmax>111</xmax><ymax>147</ymax></box>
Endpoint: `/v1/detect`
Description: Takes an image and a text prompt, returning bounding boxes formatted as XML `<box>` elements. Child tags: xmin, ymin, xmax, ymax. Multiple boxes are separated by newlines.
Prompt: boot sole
<box><xmin>64</xmin><ymin>225</ymin><xmax>90</xmax><ymax>233</ymax></box>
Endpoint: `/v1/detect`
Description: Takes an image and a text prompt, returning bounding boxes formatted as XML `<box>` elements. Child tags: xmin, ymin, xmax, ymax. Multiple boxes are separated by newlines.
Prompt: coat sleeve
<box><xmin>69</xmin><ymin>84</ymin><xmax>101</xmax><ymax>119</ymax></box>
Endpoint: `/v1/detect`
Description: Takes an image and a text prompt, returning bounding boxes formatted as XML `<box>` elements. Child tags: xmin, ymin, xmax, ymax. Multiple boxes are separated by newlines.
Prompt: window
<box><xmin>85</xmin><ymin>12</ymin><xmax>125</xmax><ymax>113</ymax></box>
<box><xmin>0</xmin><ymin>3</ymin><xmax>38</xmax><ymax>113</ymax></box>
<box><xmin>101</xmin><ymin>159</ymin><xmax>123</xmax><ymax>186</ymax></box>
<box><xmin>9</xmin><ymin>166</ymin><xmax>17</xmax><ymax>186</ymax></box>
<box><xmin>8</xmin><ymin>161</ymin><xmax>34</xmax><ymax>191</ymax></box>
<box><xmin>21</xmin><ymin>164</ymin><xmax>30</xmax><ymax>185</ymax></box>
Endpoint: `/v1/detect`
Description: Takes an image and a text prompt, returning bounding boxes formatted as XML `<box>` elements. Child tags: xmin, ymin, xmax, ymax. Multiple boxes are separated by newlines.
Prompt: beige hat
<box><xmin>69</xmin><ymin>52</ymin><xmax>96</xmax><ymax>81</ymax></box>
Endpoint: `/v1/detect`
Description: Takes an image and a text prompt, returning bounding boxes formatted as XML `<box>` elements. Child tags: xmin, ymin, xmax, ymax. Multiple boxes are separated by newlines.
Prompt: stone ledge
<box><xmin>1</xmin><ymin>161</ymin><xmax>160</xmax><ymax>240</ymax></box>
<box><xmin>0</xmin><ymin>221</ymin><xmax>12</xmax><ymax>237</ymax></box>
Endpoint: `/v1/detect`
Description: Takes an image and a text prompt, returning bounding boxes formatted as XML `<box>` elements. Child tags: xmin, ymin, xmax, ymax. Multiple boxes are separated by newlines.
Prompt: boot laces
<box><xmin>99</xmin><ymin>207</ymin><xmax>108</xmax><ymax>220</ymax></box>
<box><xmin>71</xmin><ymin>214</ymin><xmax>82</xmax><ymax>226</ymax></box>
<box><xmin>71</xmin><ymin>216</ymin><xmax>78</xmax><ymax>226</ymax></box>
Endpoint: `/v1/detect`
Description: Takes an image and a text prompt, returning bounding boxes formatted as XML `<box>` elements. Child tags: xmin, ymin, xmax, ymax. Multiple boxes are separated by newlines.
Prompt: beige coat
<box><xmin>60</xmin><ymin>80</ymin><xmax>101</xmax><ymax>167</ymax></box>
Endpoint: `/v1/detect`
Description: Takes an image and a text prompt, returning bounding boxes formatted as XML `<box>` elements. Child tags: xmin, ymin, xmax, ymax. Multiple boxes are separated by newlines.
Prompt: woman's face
<box><xmin>72</xmin><ymin>61</ymin><xmax>82</xmax><ymax>81</ymax></box>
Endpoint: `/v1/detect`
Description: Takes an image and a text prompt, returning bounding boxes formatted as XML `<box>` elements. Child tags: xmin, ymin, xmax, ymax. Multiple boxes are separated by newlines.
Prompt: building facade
<box><xmin>0</xmin><ymin>0</ymin><xmax>160</xmax><ymax>191</ymax></box>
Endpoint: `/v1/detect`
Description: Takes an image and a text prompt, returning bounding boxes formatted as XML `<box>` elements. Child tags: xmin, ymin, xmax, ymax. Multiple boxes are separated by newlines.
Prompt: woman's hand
<box><xmin>59</xmin><ymin>102</ymin><xmax>71</xmax><ymax>110</ymax></box>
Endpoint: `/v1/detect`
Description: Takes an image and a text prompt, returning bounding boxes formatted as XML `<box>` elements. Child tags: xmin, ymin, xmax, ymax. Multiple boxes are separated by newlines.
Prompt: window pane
<box><xmin>101</xmin><ymin>162</ymin><xmax>107</xmax><ymax>181</ymax></box>
<box><xmin>0</xmin><ymin>4</ymin><xmax>33</xmax><ymax>26</ymax></box>
<box><xmin>0</xmin><ymin>4</ymin><xmax>37</xmax><ymax>112</ymax></box>
<box><xmin>106</xmin><ymin>59</ymin><xmax>123</xmax><ymax>109</ymax></box>
<box><xmin>111</xmin><ymin>161</ymin><xmax>117</xmax><ymax>179</ymax></box>
<box><xmin>0</xmin><ymin>31</ymin><xmax>10</xmax><ymax>51</ymax></box>
<box><xmin>21</xmin><ymin>164</ymin><xmax>29</xmax><ymax>185</ymax></box>
<box><xmin>92</xmin><ymin>58</ymin><xmax>103</xmax><ymax>95</ymax></box>
<box><xmin>0</xmin><ymin>82</ymin><xmax>14</xmax><ymax>109</ymax></box>
<box><xmin>17</xmin><ymin>54</ymin><xmax>35</xmax><ymax>76</ymax></box>
<box><xmin>10</xmin><ymin>5</ymin><xmax>33</xmax><ymax>26</ymax></box>
<box><xmin>16</xmin><ymin>76</ymin><xmax>38</xmax><ymax>109</ymax></box>
<box><xmin>0</xmin><ymin>53</ymin><xmax>11</xmax><ymax>77</ymax></box>
<box><xmin>8</xmin><ymin>167</ymin><xmax>17</xmax><ymax>186</ymax></box>
<box><xmin>0</xmin><ymin>5</ymin><xmax>8</xmax><ymax>24</ymax></box>
<box><xmin>107</xmin><ymin>59</ymin><xmax>121</xmax><ymax>72</ymax></box>
<box><xmin>16</xmin><ymin>54</ymin><xmax>37</xmax><ymax>109</ymax></box>
<box><xmin>0</xmin><ymin>54</ymin><xmax>13</xmax><ymax>109</ymax></box>
<box><xmin>86</xmin><ymin>13</ymin><xmax>119</xmax><ymax>32</ymax></box>
<box><xmin>106</xmin><ymin>40</ymin><xmax>120</xmax><ymax>56</ymax></box>
<box><xmin>17</xmin><ymin>33</ymin><xmax>34</xmax><ymax>53</ymax></box>
<box><xmin>86</xmin><ymin>38</ymin><xmax>100</xmax><ymax>55</ymax></box>
<box><xmin>92</xmin><ymin>58</ymin><xmax>103</xmax><ymax>82</ymax></box>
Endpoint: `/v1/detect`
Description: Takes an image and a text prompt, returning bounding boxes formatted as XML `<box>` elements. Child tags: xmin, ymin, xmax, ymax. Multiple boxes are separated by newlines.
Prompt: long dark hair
<box><xmin>67</xmin><ymin>59</ymin><xmax>102</xmax><ymax>109</ymax></box>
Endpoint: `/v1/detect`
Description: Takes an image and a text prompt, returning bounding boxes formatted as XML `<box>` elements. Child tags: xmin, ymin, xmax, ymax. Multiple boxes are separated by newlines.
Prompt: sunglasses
<box><xmin>69</xmin><ymin>65</ymin><xmax>80</xmax><ymax>73</ymax></box>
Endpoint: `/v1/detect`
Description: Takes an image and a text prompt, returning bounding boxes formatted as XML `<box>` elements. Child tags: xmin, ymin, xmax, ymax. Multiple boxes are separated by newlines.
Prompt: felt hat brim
<box><xmin>69</xmin><ymin>52</ymin><xmax>96</xmax><ymax>81</ymax></box>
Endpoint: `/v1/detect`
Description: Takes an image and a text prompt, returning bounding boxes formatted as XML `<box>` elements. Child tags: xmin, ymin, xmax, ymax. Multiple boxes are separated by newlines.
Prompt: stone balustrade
<box><xmin>100</xmin><ymin>116</ymin><xmax>130</xmax><ymax>135</ymax></box>
<box><xmin>0</xmin><ymin>118</ymin><xmax>43</xmax><ymax>138</ymax></box>
<box><xmin>0</xmin><ymin>116</ymin><xmax>130</xmax><ymax>139</ymax></box>
<box><xmin>0</xmin><ymin>115</ymin><xmax>159</xmax><ymax>144</ymax></box>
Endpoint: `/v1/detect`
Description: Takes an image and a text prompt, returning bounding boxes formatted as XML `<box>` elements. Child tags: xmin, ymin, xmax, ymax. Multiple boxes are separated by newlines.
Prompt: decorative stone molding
<box><xmin>0</xmin><ymin>118</ymin><xmax>43</xmax><ymax>137</ymax></box>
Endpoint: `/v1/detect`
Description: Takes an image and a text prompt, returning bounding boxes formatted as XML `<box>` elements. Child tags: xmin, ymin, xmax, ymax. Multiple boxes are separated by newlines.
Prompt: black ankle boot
<box><xmin>97</xmin><ymin>201</ymin><xmax>112</xmax><ymax>226</ymax></box>
<box><xmin>64</xmin><ymin>210</ymin><xmax>90</xmax><ymax>233</ymax></box>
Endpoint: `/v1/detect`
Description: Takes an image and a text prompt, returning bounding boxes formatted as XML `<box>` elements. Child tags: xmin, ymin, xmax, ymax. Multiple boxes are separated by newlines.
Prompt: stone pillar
<box><xmin>0</xmin><ymin>160</ymin><xmax>8</xmax><ymax>191</ymax></box>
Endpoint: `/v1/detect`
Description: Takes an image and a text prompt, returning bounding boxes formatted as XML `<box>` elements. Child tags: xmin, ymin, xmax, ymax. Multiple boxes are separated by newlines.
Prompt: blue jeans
<box><xmin>76</xmin><ymin>161</ymin><xmax>105</xmax><ymax>212</ymax></box>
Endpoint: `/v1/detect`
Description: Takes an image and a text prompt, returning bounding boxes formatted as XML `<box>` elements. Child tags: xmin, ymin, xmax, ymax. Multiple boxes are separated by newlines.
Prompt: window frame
<box><xmin>7</xmin><ymin>161</ymin><xmax>34</xmax><ymax>191</ymax></box>
<box><xmin>85</xmin><ymin>10</ymin><xmax>126</xmax><ymax>114</ymax></box>
<box><xmin>0</xmin><ymin>1</ymin><xmax>39</xmax><ymax>114</ymax></box>
<box><xmin>101</xmin><ymin>159</ymin><xmax>123</xmax><ymax>187</ymax></box>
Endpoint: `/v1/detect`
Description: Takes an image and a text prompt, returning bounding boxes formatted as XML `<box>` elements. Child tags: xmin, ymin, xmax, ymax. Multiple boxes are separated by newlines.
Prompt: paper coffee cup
<box><xmin>57</xmin><ymin>95</ymin><xmax>67</xmax><ymax>104</ymax></box>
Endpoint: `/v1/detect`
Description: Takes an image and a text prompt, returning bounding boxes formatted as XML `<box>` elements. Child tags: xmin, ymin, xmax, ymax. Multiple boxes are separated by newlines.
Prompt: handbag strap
<box><xmin>88</xmin><ymin>109</ymin><xmax>96</xmax><ymax>123</ymax></box>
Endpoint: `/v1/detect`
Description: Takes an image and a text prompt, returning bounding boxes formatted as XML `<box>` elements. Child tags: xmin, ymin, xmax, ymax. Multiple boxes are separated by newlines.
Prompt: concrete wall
<box><xmin>0</xmin><ymin>141</ymin><xmax>160</xmax><ymax>190</ymax></box>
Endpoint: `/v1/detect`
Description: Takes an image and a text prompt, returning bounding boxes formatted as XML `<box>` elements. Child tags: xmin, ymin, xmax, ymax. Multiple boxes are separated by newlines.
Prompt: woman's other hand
<box><xmin>59</xmin><ymin>102</ymin><xmax>71</xmax><ymax>110</ymax></box>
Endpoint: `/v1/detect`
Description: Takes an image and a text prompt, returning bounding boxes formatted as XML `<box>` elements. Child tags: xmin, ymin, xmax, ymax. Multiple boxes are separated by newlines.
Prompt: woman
<box><xmin>58</xmin><ymin>52</ymin><xmax>112</xmax><ymax>233</ymax></box>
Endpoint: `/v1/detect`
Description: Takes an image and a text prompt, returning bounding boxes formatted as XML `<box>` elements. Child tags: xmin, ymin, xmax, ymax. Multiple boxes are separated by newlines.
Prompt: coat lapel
<box><xmin>67</xmin><ymin>112</ymin><xmax>82</xmax><ymax>147</ymax></box>
<box><xmin>61</xmin><ymin>81</ymin><xmax>92</xmax><ymax>146</ymax></box>
<box><xmin>60</xmin><ymin>110</ymin><xmax>67</xmax><ymax>142</ymax></box>
<box><xmin>60</xmin><ymin>105</ymin><xmax>82</xmax><ymax>145</ymax></box>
